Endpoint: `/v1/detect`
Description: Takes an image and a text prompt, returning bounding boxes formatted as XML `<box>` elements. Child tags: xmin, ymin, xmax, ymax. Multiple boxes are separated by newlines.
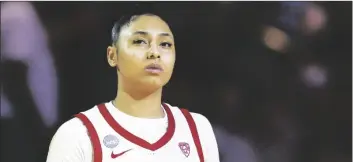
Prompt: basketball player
<box><xmin>46</xmin><ymin>13</ymin><xmax>219</xmax><ymax>162</ymax></box>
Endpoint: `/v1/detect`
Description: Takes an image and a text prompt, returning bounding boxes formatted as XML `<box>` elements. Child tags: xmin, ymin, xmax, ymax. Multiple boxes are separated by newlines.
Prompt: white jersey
<box><xmin>46</xmin><ymin>102</ymin><xmax>219</xmax><ymax>162</ymax></box>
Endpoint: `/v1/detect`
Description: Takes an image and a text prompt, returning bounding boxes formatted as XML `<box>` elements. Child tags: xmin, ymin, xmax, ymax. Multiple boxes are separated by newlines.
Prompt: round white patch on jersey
<box><xmin>103</xmin><ymin>134</ymin><xmax>119</xmax><ymax>149</ymax></box>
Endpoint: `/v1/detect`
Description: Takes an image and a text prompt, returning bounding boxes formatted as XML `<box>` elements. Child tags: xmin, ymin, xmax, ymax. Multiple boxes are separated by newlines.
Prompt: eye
<box><xmin>132</xmin><ymin>39</ymin><xmax>147</xmax><ymax>45</ymax></box>
<box><xmin>160</xmin><ymin>42</ymin><xmax>173</xmax><ymax>48</ymax></box>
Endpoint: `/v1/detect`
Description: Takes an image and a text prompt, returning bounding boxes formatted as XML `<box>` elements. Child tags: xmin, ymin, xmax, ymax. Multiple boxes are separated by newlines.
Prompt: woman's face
<box><xmin>107</xmin><ymin>15</ymin><xmax>176</xmax><ymax>90</ymax></box>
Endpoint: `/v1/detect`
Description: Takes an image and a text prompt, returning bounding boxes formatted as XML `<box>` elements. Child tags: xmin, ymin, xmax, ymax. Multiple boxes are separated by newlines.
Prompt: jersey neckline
<box><xmin>97</xmin><ymin>103</ymin><xmax>176</xmax><ymax>151</ymax></box>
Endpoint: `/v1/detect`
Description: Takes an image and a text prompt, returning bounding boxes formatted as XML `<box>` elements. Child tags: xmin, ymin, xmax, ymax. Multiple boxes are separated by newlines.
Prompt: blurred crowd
<box><xmin>1</xmin><ymin>2</ymin><xmax>351</xmax><ymax>162</ymax></box>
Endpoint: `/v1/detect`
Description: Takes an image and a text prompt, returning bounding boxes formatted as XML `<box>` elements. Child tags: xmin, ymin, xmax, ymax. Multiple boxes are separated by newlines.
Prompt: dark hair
<box><xmin>111</xmin><ymin>13</ymin><xmax>157</xmax><ymax>46</ymax></box>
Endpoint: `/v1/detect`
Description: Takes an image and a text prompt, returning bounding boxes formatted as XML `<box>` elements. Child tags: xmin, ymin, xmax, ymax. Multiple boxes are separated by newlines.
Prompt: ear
<box><xmin>107</xmin><ymin>46</ymin><xmax>117</xmax><ymax>67</ymax></box>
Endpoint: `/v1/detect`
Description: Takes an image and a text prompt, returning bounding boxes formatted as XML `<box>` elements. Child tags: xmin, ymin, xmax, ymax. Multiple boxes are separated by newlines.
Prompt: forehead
<box><xmin>120</xmin><ymin>15</ymin><xmax>173</xmax><ymax>38</ymax></box>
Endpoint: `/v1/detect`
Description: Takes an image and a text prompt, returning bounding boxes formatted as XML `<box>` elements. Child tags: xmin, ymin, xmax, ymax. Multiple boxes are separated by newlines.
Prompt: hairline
<box><xmin>112</xmin><ymin>13</ymin><xmax>160</xmax><ymax>47</ymax></box>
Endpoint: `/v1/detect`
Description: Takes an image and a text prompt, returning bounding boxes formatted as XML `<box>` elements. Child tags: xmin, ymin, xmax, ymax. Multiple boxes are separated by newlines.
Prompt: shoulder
<box><xmin>180</xmin><ymin>109</ymin><xmax>220</xmax><ymax>161</ymax></box>
<box><xmin>50</xmin><ymin>117</ymin><xmax>90</xmax><ymax>146</ymax></box>
<box><xmin>47</xmin><ymin>117</ymin><xmax>93</xmax><ymax>162</ymax></box>
<box><xmin>164</xmin><ymin>103</ymin><xmax>214</xmax><ymax>138</ymax></box>
<box><xmin>164</xmin><ymin>103</ymin><xmax>213</xmax><ymax>130</ymax></box>
<box><xmin>190</xmin><ymin>112</ymin><xmax>212</xmax><ymax>127</ymax></box>
<box><xmin>55</xmin><ymin>117</ymin><xmax>86</xmax><ymax>133</ymax></box>
<box><xmin>49</xmin><ymin>105</ymin><xmax>100</xmax><ymax>149</ymax></box>
<box><xmin>189</xmin><ymin>112</ymin><xmax>216</xmax><ymax>140</ymax></box>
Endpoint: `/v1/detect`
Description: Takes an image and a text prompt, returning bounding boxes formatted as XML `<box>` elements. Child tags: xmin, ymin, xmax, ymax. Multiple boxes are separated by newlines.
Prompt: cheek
<box><xmin>118</xmin><ymin>50</ymin><xmax>145</xmax><ymax>74</ymax></box>
<box><xmin>164</xmin><ymin>54</ymin><xmax>176</xmax><ymax>70</ymax></box>
<box><xmin>121</xmin><ymin>48</ymin><xmax>146</xmax><ymax>61</ymax></box>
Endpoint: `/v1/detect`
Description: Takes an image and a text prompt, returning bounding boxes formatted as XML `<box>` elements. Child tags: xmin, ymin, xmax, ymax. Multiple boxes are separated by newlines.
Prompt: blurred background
<box><xmin>1</xmin><ymin>1</ymin><xmax>351</xmax><ymax>162</ymax></box>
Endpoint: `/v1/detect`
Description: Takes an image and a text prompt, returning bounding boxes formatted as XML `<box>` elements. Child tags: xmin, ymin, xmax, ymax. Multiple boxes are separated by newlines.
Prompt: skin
<box><xmin>107</xmin><ymin>15</ymin><xmax>176</xmax><ymax>118</ymax></box>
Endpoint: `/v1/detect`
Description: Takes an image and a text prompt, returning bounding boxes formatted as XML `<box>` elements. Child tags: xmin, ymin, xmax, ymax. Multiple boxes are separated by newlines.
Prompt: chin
<box><xmin>140</xmin><ymin>77</ymin><xmax>164</xmax><ymax>89</ymax></box>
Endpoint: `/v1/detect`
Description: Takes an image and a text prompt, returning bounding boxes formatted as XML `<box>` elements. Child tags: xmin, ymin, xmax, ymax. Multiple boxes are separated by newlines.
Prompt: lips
<box><xmin>144</xmin><ymin>63</ymin><xmax>163</xmax><ymax>74</ymax></box>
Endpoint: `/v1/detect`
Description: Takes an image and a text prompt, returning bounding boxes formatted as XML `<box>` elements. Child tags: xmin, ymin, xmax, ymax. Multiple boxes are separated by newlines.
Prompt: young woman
<box><xmin>46</xmin><ymin>13</ymin><xmax>219</xmax><ymax>162</ymax></box>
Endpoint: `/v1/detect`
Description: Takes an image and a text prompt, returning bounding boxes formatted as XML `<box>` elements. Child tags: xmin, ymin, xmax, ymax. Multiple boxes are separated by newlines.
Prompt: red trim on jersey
<box><xmin>98</xmin><ymin>103</ymin><xmax>176</xmax><ymax>151</ymax></box>
<box><xmin>181</xmin><ymin>109</ymin><xmax>205</xmax><ymax>162</ymax></box>
<box><xmin>75</xmin><ymin>113</ymin><xmax>102</xmax><ymax>162</ymax></box>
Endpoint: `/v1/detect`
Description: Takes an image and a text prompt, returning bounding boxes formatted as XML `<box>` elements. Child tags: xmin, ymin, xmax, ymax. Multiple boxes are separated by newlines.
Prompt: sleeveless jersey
<box><xmin>75</xmin><ymin>102</ymin><xmax>204</xmax><ymax>162</ymax></box>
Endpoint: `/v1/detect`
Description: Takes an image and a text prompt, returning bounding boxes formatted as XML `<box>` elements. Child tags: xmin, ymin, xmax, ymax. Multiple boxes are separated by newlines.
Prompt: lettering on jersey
<box><xmin>103</xmin><ymin>134</ymin><xmax>119</xmax><ymax>149</ymax></box>
<box><xmin>178</xmin><ymin>142</ymin><xmax>190</xmax><ymax>157</ymax></box>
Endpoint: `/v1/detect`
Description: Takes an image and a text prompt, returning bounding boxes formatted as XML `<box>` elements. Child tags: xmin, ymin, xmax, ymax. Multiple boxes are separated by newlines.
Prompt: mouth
<box><xmin>144</xmin><ymin>63</ymin><xmax>164</xmax><ymax>74</ymax></box>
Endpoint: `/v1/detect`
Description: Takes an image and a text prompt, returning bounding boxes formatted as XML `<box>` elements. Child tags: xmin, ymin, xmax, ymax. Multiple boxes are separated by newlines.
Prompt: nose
<box><xmin>147</xmin><ymin>43</ymin><xmax>161</xmax><ymax>59</ymax></box>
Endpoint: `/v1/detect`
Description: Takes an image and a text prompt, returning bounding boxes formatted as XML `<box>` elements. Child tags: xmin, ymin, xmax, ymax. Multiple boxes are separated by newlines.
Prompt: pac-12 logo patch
<box><xmin>178</xmin><ymin>142</ymin><xmax>190</xmax><ymax>157</ymax></box>
<box><xmin>103</xmin><ymin>134</ymin><xmax>119</xmax><ymax>149</ymax></box>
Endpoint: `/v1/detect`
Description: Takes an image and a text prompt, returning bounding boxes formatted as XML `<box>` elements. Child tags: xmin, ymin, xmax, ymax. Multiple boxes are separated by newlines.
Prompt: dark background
<box><xmin>1</xmin><ymin>2</ymin><xmax>352</xmax><ymax>162</ymax></box>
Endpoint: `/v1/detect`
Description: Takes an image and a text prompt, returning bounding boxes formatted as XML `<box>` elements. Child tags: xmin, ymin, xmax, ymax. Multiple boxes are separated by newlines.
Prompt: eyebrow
<box><xmin>133</xmin><ymin>31</ymin><xmax>172</xmax><ymax>38</ymax></box>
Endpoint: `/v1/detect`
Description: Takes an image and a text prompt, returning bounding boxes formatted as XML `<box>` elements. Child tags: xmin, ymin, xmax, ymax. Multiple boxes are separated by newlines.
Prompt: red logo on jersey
<box><xmin>178</xmin><ymin>142</ymin><xmax>190</xmax><ymax>157</ymax></box>
<box><xmin>111</xmin><ymin>149</ymin><xmax>132</xmax><ymax>159</ymax></box>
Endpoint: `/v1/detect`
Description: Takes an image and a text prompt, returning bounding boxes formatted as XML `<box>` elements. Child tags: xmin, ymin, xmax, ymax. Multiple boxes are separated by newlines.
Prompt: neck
<box><xmin>113</xmin><ymin>85</ymin><xmax>164</xmax><ymax>119</ymax></box>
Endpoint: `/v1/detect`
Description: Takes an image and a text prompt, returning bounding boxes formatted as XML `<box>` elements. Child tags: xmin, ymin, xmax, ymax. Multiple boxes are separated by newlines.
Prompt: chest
<box><xmin>96</xmin><ymin>120</ymin><xmax>199</xmax><ymax>162</ymax></box>
<box><xmin>84</xmin><ymin>105</ymin><xmax>203</xmax><ymax>162</ymax></box>
<box><xmin>100</xmin><ymin>137</ymin><xmax>199</xmax><ymax>162</ymax></box>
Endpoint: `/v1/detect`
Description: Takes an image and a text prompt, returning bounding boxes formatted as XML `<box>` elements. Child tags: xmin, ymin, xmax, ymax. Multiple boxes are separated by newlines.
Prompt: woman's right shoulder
<box><xmin>52</xmin><ymin>105</ymin><xmax>99</xmax><ymax>140</ymax></box>
<box><xmin>57</xmin><ymin>117</ymin><xmax>86</xmax><ymax>133</ymax></box>
<box><xmin>47</xmin><ymin>117</ymin><xmax>93</xmax><ymax>162</ymax></box>
<box><xmin>51</xmin><ymin>117</ymin><xmax>89</xmax><ymax>143</ymax></box>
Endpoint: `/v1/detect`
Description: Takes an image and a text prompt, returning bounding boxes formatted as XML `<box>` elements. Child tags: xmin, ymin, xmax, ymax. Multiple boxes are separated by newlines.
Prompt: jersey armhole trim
<box><xmin>75</xmin><ymin>113</ymin><xmax>102</xmax><ymax>162</ymax></box>
<box><xmin>180</xmin><ymin>109</ymin><xmax>205</xmax><ymax>162</ymax></box>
